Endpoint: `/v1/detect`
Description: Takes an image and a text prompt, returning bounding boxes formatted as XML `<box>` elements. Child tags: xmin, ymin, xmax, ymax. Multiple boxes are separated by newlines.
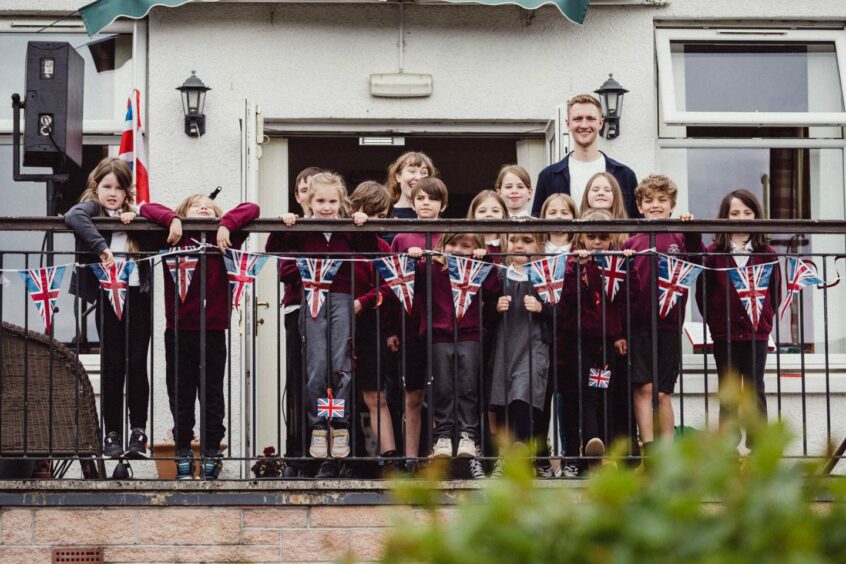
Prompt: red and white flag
<box><xmin>119</xmin><ymin>89</ymin><xmax>150</xmax><ymax>204</ymax></box>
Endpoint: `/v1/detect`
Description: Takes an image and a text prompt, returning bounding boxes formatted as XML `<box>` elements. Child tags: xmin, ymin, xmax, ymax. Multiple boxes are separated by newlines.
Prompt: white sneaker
<box><xmin>561</xmin><ymin>464</ymin><xmax>580</xmax><ymax>478</ymax></box>
<box><xmin>432</xmin><ymin>437</ymin><xmax>453</xmax><ymax>458</ymax></box>
<box><xmin>456</xmin><ymin>432</ymin><xmax>476</xmax><ymax>458</ymax></box>
<box><xmin>331</xmin><ymin>428</ymin><xmax>351</xmax><ymax>458</ymax></box>
<box><xmin>309</xmin><ymin>430</ymin><xmax>328</xmax><ymax>459</ymax></box>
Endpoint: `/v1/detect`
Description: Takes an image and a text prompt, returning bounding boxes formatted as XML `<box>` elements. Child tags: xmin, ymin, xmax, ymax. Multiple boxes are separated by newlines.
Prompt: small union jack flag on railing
<box><xmin>373</xmin><ymin>254</ymin><xmax>416</xmax><ymax>314</ymax></box>
<box><xmin>729</xmin><ymin>262</ymin><xmax>774</xmax><ymax>330</ymax></box>
<box><xmin>588</xmin><ymin>366</ymin><xmax>612</xmax><ymax>389</ymax></box>
<box><xmin>223</xmin><ymin>249</ymin><xmax>268</xmax><ymax>311</ymax></box>
<box><xmin>317</xmin><ymin>389</ymin><xmax>345</xmax><ymax>419</ymax></box>
<box><xmin>163</xmin><ymin>246</ymin><xmax>199</xmax><ymax>303</ymax></box>
<box><xmin>297</xmin><ymin>257</ymin><xmax>343</xmax><ymax>319</ymax></box>
<box><xmin>780</xmin><ymin>257</ymin><xmax>823</xmax><ymax>319</ymax></box>
<box><xmin>447</xmin><ymin>255</ymin><xmax>493</xmax><ymax>322</ymax></box>
<box><xmin>657</xmin><ymin>255</ymin><xmax>703</xmax><ymax>319</ymax></box>
<box><xmin>19</xmin><ymin>265</ymin><xmax>66</xmax><ymax>333</ymax></box>
<box><xmin>598</xmin><ymin>254</ymin><xmax>627</xmax><ymax>301</ymax></box>
<box><xmin>526</xmin><ymin>254</ymin><xmax>566</xmax><ymax>304</ymax></box>
<box><xmin>89</xmin><ymin>260</ymin><xmax>136</xmax><ymax>321</ymax></box>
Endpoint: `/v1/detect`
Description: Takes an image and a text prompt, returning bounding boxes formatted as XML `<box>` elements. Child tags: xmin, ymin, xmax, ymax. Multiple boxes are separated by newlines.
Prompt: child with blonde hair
<box><xmin>540</xmin><ymin>193</ymin><xmax>578</xmax><ymax>254</ymax></box>
<box><xmin>495</xmin><ymin>165</ymin><xmax>533</xmax><ymax>218</ymax></box>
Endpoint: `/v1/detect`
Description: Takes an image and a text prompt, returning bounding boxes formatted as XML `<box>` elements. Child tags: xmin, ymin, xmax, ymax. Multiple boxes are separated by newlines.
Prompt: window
<box><xmin>656</xmin><ymin>28</ymin><xmax>846</xmax><ymax>128</ymax></box>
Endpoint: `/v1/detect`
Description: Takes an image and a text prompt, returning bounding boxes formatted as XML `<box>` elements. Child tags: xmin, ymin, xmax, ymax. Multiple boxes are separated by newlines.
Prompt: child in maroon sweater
<box><xmin>559</xmin><ymin>209</ymin><xmax>635</xmax><ymax>474</ymax></box>
<box><xmin>141</xmin><ymin>195</ymin><xmax>260</xmax><ymax>480</ymax></box>
<box><xmin>696</xmin><ymin>189</ymin><xmax>780</xmax><ymax>447</ymax></box>
<box><xmin>265</xmin><ymin>172</ymin><xmax>379</xmax><ymax>462</ymax></box>
<box><xmin>409</xmin><ymin>232</ymin><xmax>499</xmax><ymax>460</ymax></box>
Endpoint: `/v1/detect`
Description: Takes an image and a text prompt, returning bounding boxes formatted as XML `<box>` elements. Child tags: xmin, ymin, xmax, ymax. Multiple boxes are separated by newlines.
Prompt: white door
<box><xmin>545</xmin><ymin>103</ymin><xmax>570</xmax><ymax>166</ymax></box>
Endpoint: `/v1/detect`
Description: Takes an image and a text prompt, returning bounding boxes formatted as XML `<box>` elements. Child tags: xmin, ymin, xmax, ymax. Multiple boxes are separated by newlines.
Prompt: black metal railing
<box><xmin>0</xmin><ymin>217</ymin><xmax>843</xmax><ymax>480</ymax></box>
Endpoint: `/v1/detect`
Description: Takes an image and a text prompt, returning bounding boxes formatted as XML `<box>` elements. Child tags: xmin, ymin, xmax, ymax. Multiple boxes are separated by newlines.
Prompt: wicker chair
<box><xmin>1</xmin><ymin>322</ymin><xmax>105</xmax><ymax>478</ymax></box>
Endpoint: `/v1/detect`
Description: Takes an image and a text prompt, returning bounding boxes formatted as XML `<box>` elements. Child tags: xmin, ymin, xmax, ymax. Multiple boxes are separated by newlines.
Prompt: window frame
<box><xmin>656</xmin><ymin>27</ymin><xmax>846</xmax><ymax>127</ymax></box>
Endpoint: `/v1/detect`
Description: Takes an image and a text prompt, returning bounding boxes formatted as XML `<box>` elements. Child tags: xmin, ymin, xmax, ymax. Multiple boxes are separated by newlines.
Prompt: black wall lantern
<box><xmin>594</xmin><ymin>74</ymin><xmax>628</xmax><ymax>140</ymax></box>
<box><xmin>177</xmin><ymin>70</ymin><xmax>211</xmax><ymax>136</ymax></box>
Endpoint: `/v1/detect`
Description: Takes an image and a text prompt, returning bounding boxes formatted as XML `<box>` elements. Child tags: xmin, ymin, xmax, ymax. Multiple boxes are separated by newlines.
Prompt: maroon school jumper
<box><xmin>622</xmin><ymin>232</ymin><xmax>704</xmax><ymax>333</ymax></box>
<box><xmin>696</xmin><ymin>244</ymin><xmax>781</xmax><ymax>342</ymax></box>
<box><xmin>140</xmin><ymin>202</ymin><xmax>260</xmax><ymax>330</ymax></box>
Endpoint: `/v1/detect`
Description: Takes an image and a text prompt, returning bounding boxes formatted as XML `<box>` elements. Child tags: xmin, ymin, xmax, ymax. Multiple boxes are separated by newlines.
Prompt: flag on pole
<box><xmin>526</xmin><ymin>254</ymin><xmax>566</xmax><ymax>304</ymax></box>
<box><xmin>162</xmin><ymin>246</ymin><xmax>199</xmax><ymax>302</ymax></box>
<box><xmin>588</xmin><ymin>366</ymin><xmax>612</xmax><ymax>389</ymax></box>
<box><xmin>657</xmin><ymin>256</ymin><xmax>703</xmax><ymax>319</ymax></box>
<box><xmin>118</xmin><ymin>89</ymin><xmax>150</xmax><ymax>204</ymax></box>
<box><xmin>19</xmin><ymin>266</ymin><xmax>66</xmax><ymax>334</ymax></box>
<box><xmin>446</xmin><ymin>255</ymin><xmax>493</xmax><ymax>322</ymax></box>
<box><xmin>296</xmin><ymin>257</ymin><xmax>343</xmax><ymax>319</ymax></box>
<box><xmin>89</xmin><ymin>260</ymin><xmax>136</xmax><ymax>320</ymax></box>
<box><xmin>780</xmin><ymin>257</ymin><xmax>823</xmax><ymax>319</ymax></box>
<box><xmin>373</xmin><ymin>254</ymin><xmax>416</xmax><ymax>314</ymax></box>
<box><xmin>223</xmin><ymin>249</ymin><xmax>268</xmax><ymax>311</ymax></box>
<box><xmin>728</xmin><ymin>263</ymin><xmax>775</xmax><ymax>330</ymax></box>
<box><xmin>598</xmin><ymin>254</ymin><xmax>627</xmax><ymax>301</ymax></box>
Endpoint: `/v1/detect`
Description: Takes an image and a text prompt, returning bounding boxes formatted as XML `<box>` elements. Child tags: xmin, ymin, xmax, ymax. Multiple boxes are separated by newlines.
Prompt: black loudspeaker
<box><xmin>24</xmin><ymin>41</ymin><xmax>84</xmax><ymax>169</ymax></box>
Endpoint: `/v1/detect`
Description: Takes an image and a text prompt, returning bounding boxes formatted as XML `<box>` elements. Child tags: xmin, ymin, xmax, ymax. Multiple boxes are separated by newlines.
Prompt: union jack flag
<box><xmin>598</xmin><ymin>254</ymin><xmax>627</xmax><ymax>301</ymax></box>
<box><xmin>657</xmin><ymin>255</ymin><xmax>703</xmax><ymax>319</ymax></box>
<box><xmin>526</xmin><ymin>254</ymin><xmax>566</xmax><ymax>304</ymax></box>
<box><xmin>373</xmin><ymin>254</ymin><xmax>416</xmax><ymax>314</ymax></box>
<box><xmin>162</xmin><ymin>246</ymin><xmax>199</xmax><ymax>303</ymax></box>
<box><xmin>19</xmin><ymin>265</ymin><xmax>66</xmax><ymax>333</ymax></box>
<box><xmin>728</xmin><ymin>262</ymin><xmax>775</xmax><ymax>330</ymax></box>
<box><xmin>446</xmin><ymin>255</ymin><xmax>493</xmax><ymax>322</ymax></box>
<box><xmin>89</xmin><ymin>260</ymin><xmax>136</xmax><ymax>321</ymax></box>
<box><xmin>780</xmin><ymin>257</ymin><xmax>823</xmax><ymax>319</ymax></box>
<box><xmin>317</xmin><ymin>389</ymin><xmax>345</xmax><ymax>419</ymax></box>
<box><xmin>296</xmin><ymin>257</ymin><xmax>342</xmax><ymax>319</ymax></box>
<box><xmin>588</xmin><ymin>367</ymin><xmax>612</xmax><ymax>389</ymax></box>
<box><xmin>223</xmin><ymin>249</ymin><xmax>268</xmax><ymax>311</ymax></box>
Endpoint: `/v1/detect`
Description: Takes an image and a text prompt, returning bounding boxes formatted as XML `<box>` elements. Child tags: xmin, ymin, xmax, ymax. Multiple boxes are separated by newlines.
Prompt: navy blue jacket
<box><xmin>531</xmin><ymin>151</ymin><xmax>640</xmax><ymax>218</ymax></box>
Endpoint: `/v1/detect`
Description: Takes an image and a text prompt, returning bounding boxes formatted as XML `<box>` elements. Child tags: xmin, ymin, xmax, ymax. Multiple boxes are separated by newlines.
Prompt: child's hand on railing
<box><xmin>577</xmin><ymin>249</ymin><xmax>592</xmax><ymax>263</ymax></box>
<box><xmin>119</xmin><ymin>211</ymin><xmax>136</xmax><ymax>224</ymax></box>
<box><xmin>407</xmin><ymin>247</ymin><xmax>424</xmax><ymax>259</ymax></box>
<box><xmin>352</xmin><ymin>212</ymin><xmax>368</xmax><ymax>226</ymax></box>
<box><xmin>167</xmin><ymin>218</ymin><xmax>183</xmax><ymax>244</ymax></box>
<box><xmin>354</xmin><ymin>299</ymin><xmax>363</xmax><ymax>315</ymax></box>
<box><xmin>99</xmin><ymin>248</ymin><xmax>115</xmax><ymax>269</ymax></box>
<box><xmin>622</xmin><ymin>249</ymin><xmax>635</xmax><ymax>257</ymax></box>
<box><xmin>497</xmin><ymin>295</ymin><xmax>512</xmax><ymax>313</ymax></box>
<box><xmin>614</xmin><ymin>339</ymin><xmax>628</xmax><ymax>355</ymax></box>
<box><xmin>523</xmin><ymin>295</ymin><xmax>542</xmax><ymax>313</ymax></box>
<box><xmin>282</xmin><ymin>213</ymin><xmax>297</xmax><ymax>226</ymax></box>
<box><xmin>472</xmin><ymin>248</ymin><xmax>487</xmax><ymax>260</ymax></box>
<box><xmin>217</xmin><ymin>226</ymin><xmax>232</xmax><ymax>253</ymax></box>
<box><xmin>386</xmin><ymin>335</ymin><xmax>400</xmax><ymax>352</ymax></box>
<box><xmin>679</xmin><ymin>213</ymin><xmax>694</xmax><ymax>222</ymax></box>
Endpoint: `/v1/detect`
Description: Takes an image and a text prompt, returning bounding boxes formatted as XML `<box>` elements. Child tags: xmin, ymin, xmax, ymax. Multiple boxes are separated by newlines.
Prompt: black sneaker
<box><xmin>203</xmin><ymin>453</ymin><xmax>223</xmax><ymax>480</ymax></box>
<box><xmin>176</xmin><ymin>451</ymin><xmax>195</xmax><ymax>480</ymax></box>
<box><xmin>314</xmin><ymin>459</ymin><xmax>340</xmax><ymax>479</ymax></box>
<box><xmin>126</xmin><ymin>428</ymin><xmax>148</xmax><ymax>458</ymax></box>
<box><xmin>103</xmin><ymin>431</ymin><xmax>123</xmax><ymax>459</ymax></box>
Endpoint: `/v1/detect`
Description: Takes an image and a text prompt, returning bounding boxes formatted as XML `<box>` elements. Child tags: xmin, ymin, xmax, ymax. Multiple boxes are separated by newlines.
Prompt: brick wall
<box><xmin>0</xmin><ymin>505</ymin><xmax>456</xmax><ymax>563</ymax></box>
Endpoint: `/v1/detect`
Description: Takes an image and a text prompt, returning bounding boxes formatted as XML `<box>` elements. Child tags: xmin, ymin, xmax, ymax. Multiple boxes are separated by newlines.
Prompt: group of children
<box><xmin>65</xmin><ymin>150</ymin><xmax>780</xmax><ymax>480</ymax></box>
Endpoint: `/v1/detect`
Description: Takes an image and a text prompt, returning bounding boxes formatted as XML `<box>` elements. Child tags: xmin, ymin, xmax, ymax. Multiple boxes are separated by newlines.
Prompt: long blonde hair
<box><xmin>303</xmin><ymin>172</ymin><xmax>350</xmax><ymax>218</ymax></box>
<box><xmin>580</xmin><ymin>172</ymin><xmax>627</xmax><ymax>219</ymax></box>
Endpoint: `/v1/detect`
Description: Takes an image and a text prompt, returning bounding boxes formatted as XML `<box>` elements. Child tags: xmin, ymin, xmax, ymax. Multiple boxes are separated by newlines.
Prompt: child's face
<box><xmin>637</xmin><ymin>191</ymin><xmax>675</xmax><ymax>220</ymax></box>
<box><xmin>584</xmin><ymin>233</ymin><xmax>612</xmax><ymax>251</ymax></box>
<box><xmin>497</xmin><ymin>173</ymin><xmax>532</xmax><ymax>213</ymax></box>
<box><xmin>506</xmin><ymin>234</ymin><xmax>539</xmax><ymax>265</ymax></box>
<box><xmin>474</xmin><ymin>197</ymin><xmax>505</xmax><ymax>220</ymax></box>
<box><xmin>543</xmin><ymin>199</ymin><xmax>574</xmax><ymax>221</ymax></box>
<box><xmin>185</xmin><ymin>197</ymin><xmax>218</xmax><ymax>218</ymax></box>
<box><xmin>586</xmin><ymin>178</ymin><xmax>614</xmax><ymax>210</ymax></box>
<box><xmin>96</xmin><ymin>173</ymin><xmax>127</xmax><ymax>211</ymax></box>
<box><xmin>728</xmin><ymin>197</ymin><xmax>756</xmax><ymax>220</ymax></box>
<box><xmin>444</xmin><ymin>235</ymin><xmax>478</xmax><ymax>256</ymax></box>
<box><xmin>309</xmin><ymin>185</ymin><xmax>342</xmax><ymax>219</ymax></box>
<box><xmin>412</xmin><ymin>192</ymin><xmax>443</xmax><ymax>219</ymax></box>
<box><xmin>295</xmin><ymin>177</ymin><xmax>311</xmax><ymax>205</ymax></box>
<box><xmin>396</xmin><ymin>164</ymin><xmax>429</xmax><ymax>200</ymax></box>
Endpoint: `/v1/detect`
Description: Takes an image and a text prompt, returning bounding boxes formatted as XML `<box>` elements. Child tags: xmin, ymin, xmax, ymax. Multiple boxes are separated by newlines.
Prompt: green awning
<box><xmin>80</xmin><ymin>0</ymin><xmax>194</xmax><ymax>36</ymax></box>
<box><xmin>442</xmin><ymin>0</ymin><xmax>589</xmax><ymax>23</ymax></box>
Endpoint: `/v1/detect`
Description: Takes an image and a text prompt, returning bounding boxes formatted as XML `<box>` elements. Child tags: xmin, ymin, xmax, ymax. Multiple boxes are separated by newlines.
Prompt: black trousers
<box><xmin>284</xmin><ymin>311</ymin><xmax>305</xmax><ymax>458</ymax></box>
<box><xmin>560</xmin><ymin>336</ymin><xmax>610</xmax><ymax>461</ymax></box>
<box><xmin>96</xmin><ymin>287</ymin><xmax>151</xmax><ymax>436</ymax></box>
<box><xmin>165</xmin><ymin>329</ymin><xmax>226</xmax><ymax>454</ymax></box>
<box><xmin>713</xmin><ymin>339</ymin><xmax>768</xmax><ymax>443</ymax></box>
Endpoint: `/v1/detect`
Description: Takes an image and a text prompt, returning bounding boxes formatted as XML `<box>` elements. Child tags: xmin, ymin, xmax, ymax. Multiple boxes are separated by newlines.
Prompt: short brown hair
<box><xmin>567</xmin><ymin>94</ymin><xmax>603</xmax><ymax>116</ymax></box>
<box><xmin>572</xmin><ymin>208</ymin><xmax>625</xmax><ymax>251</ymax></box>
<box><xmin>634</xmin><ymin>174</ymin><xmax>679</xmax><ymax>207</ymax></box>
<box><xmin>350</xmin><ymin>181</ymin><xmax>392</xmax><ymax>217</ymax></box>
<box><xmin>410</xmin><ymin>177</ymin><xmax>448</xmax><ymax>210</ymax></box>
<box><xmin>386</xmin><ymin>152</ymin><xmax>438</xmax><ymax>204</ymax></box>
<box><xmin>494</xmin><ymin>164</ymin><xmax>532</xmax><ymax>191</ymax></box>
